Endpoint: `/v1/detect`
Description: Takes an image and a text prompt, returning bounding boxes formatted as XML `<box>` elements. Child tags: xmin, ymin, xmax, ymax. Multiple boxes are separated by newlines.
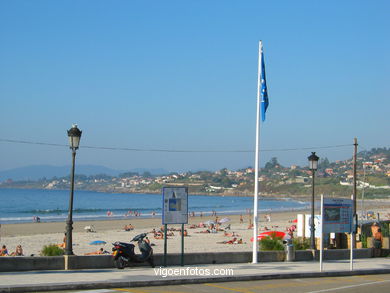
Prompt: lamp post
<box><xmin>65</xmin><ymin>124</ymin><xmax>82</xmax><ymax>255</ymax></box>
<box><xmin>308</xmin><ymin>152</ymin><xmax>319</xmax><ymax>250</ymax></box>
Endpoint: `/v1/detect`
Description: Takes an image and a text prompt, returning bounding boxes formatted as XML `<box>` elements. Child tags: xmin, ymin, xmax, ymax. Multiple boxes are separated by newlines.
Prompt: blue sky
<box><xmin>0</xmin><ymin>0</ymin><xmax>389</xmax><ymax>172</ymax></box>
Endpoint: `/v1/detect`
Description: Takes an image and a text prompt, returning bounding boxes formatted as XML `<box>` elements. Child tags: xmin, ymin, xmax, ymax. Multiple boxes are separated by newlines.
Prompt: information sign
<box><xmin>162</xmin><ymin>187</ymin><xmax>188</xmax><ymax>224</ymax></box>
<box><xmin>322</xmin><ymin>198</ymin><xmax>353</xmax><ymax>233</ymax></box>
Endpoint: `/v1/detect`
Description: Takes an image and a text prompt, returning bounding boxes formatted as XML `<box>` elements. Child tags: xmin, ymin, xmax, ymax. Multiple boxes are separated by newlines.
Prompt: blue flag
<box><xmin>260</xmin><ymin>46</ymin><xmax>268</xmax><ymax>122</ymax></box>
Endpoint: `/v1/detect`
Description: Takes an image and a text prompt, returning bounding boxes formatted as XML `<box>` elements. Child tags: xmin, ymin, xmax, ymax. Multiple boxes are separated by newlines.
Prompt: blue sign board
<box><xmin>322</xmin><ymin>198</ymin><xmax>353</xmax><ymax>233</ymax></box>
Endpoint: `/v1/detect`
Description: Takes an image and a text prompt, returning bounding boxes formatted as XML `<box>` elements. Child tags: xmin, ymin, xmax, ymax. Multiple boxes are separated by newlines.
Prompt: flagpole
<box><xmin>252</xmin><ymin>40</ymin><xmax>262</xmax><ymax>263</ymax></box>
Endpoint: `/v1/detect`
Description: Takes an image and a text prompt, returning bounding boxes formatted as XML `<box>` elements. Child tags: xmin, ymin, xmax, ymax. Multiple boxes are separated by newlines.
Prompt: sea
<box><xmin>0</xmin><ymin>189</ymin><xmax>310</xmax><ymax>224</ymax></box>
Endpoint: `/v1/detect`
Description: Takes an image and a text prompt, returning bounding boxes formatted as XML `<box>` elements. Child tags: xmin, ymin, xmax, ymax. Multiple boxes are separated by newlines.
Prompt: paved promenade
<box><xmin>0</xmin><ymin>258</ymin><xmax>389</xmax><ymax>292</ymax></box>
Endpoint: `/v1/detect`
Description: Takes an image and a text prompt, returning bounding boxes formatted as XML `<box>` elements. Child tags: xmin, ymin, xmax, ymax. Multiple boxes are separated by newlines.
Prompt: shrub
<box><xmin>259</xmin><ymin>236</ymin><xmax>284</xmax><ymax>251</ymax></box>
<box><xmin>361</xmin><ymin>234</ymin><xmax>367</xmax><ymax>248</ymax></box>
<box><xmin>41</xmin><ymin>244</ymin><xmax>64</xmax><ymax>256</ymax></box>
<box><xmin>293</xmin><ymin>237</ymin><xmax>310</xmax><ymax>250</ymax></box>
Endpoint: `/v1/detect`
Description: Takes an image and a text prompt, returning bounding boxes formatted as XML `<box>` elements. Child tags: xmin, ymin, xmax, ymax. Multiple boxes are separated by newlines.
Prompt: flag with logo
<box><xmin>260</xmin><ymin>45</ymin><xmax>268</xmax><ymax>122</ymax></box>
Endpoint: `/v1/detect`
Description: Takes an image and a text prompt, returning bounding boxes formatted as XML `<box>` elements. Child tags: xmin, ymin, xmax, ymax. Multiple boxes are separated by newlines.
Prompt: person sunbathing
<box><xmin>217</xmin><ymin>237</ymin><xmax>238</xmax><ymax>244</ymax></box>
<box><xmin>84</xmin><ymin>248</ymin><xmax>108</xmax><ymax>255</ymax></box>
<box><xmin>237</xmin><ymin>238</ymin><xmax>244</xmax><ymax>244</ymax></box>
<box><xmin>195</xmin><ymin>229</ymin><xmax>211</xmax><ymax>233</ymax></box>
<box><xmin>58</xmin><ymin>233</ymin><xmax>67</xmax><ymax>248</ymax></box>
<box><xmin>123</xmin><ymin>224</ymin><xmax>134</xmax><ymax>231</ymax></box>
<box><xmin>154</xmin><ymin>231</ymin><xmax>164</xmax><ymax>239</ymax></box>
<box><xmin>0</xmin><ymin>245</ymin><xmax>9</xmax><ymax>256</ymax></box>
<box><xmin>215</xmin><ymin>224</ymin><xmax>224</xmax><ymax>232</ymax></box>
<box><xmin>224</xmin><ymin>231</ymin><xmax>239</xmax><ymax>237</ymax></box>
<box><xmin>180</xmin><ymin>229</ymin><xmax>189</xmax><ymax>236</ymax></box>
<box><xmin>10</xmin><ymin>245</ymin><xmax>23</xmax><ymax>256</ymax></box>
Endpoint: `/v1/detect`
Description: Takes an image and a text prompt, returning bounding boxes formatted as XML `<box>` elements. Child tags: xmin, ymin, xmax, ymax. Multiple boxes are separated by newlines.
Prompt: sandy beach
<box><xmin>1</xmin><ymin>200</ymin><xmax>389</xmax><ymax>256</ymax></box>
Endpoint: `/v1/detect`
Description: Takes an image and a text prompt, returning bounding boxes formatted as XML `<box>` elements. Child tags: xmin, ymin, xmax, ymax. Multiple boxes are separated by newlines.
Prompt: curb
<box><xmin>1</xmin><ymin>268</ymin><xmax>390</xmax><ymax>293</ymax></box>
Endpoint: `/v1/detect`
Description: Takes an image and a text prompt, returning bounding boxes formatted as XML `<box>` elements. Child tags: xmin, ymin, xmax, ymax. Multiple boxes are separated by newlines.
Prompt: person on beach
<box><xmin>123</xmin><ymin>224</ymin><xmax>134</xmax><ymax>231</ymax></box>
<box><xmin>224</xmin><ymin>231</ymin><xmax>239</xmax><ymax>237</ymax></box>
<box><xmin>248</xmin><ymin>219</ymin><xmax>253</xmax><ymax>229</ymax></box>
<box><xmin>11</xmin><ymin>245</ymin><xmax>23</xmax><ymax>256</ymax></box>
<box><xmin>180</xmin><ymin>229</ymin><xmax>188</xmax><ymax>237</ymax></box>
<box><xmin>217</xmin><ymin>237</ymin><xmax>237</xmax><ymax>244</ymax></box>
<box><xmin>373</xmin><ymin>228</ymin><xmax>383</xmax><ymax>257</ymax></box>
<box><xmin>84</xmin><ymin>248</ymin><xmax>109</xmax><ymax>255</ymax></box>
<box><xmin>58</xmin><ymin>233</ymin><xmax>66</xmax><ymax>248</ymax></box>
<box><xmin>240</xmin><ymin>214</ymin><xmax>243</xmax><ymax>224</ymax></box>
<box><xmin>154</xmin><ymin>231</ymin><xmax>164</xmax><ymax>239</ymax></box>
<box><xmin>0</xmin><ymin>245</ymin><xmax>9</xmax><ymax>256</ymax></box>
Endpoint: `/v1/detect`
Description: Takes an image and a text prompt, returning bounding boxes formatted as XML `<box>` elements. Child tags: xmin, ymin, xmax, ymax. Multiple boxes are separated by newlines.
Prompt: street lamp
<box><xmin>65</xmin><ymin>124</ymin><xmax>82</xmax><ymax>255</ymax></box>
<box><xmin>308</xmin><ymin>152</ymin><xmax>319</xmax><ymax>250</ymax></box>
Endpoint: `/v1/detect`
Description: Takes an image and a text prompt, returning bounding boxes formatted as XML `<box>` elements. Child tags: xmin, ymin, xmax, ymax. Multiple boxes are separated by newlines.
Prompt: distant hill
<box><xmin>0</xmin><ymin>165</ymin><xmax>169</xmax><ymax>181</ymax></box>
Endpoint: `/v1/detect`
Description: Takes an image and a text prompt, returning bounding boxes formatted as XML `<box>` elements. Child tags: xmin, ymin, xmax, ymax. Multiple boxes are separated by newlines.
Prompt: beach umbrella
<box><xmin>250</xmin><ymin>231</ymin><xmax>287</xmax><ymax>242</ymax></box>
<box><xmin>204</xmin><ymin>220</ymin><xmax>215</xmax><ymax>225</ymax></box>
<box><xmin>89</xmin><ymin>240</ymin><xmax>106</xmax><ymax>245</ymax></box>
<box><xmin>219</xmin><ymin>217</ymin><xmax>230</xmax><ymax>224</ymax></box>
<box><xmin>292</xmin><ymin>219</ymin><xmax>298</xmax><ymax>223</ymax></box>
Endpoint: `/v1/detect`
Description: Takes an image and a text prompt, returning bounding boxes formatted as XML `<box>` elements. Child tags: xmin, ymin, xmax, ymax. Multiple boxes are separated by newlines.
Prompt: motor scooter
<box><xmin>112</xmin><ymin>233</ymin><xmax>154</xmax><ymax>269</ymax></box>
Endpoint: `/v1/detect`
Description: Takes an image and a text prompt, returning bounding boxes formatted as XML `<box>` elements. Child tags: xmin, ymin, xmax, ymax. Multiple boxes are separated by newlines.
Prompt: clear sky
<box><xmin>0</xmin><ymin>0</ymin><xmax>389</xmax><ymax>173</ymax></box>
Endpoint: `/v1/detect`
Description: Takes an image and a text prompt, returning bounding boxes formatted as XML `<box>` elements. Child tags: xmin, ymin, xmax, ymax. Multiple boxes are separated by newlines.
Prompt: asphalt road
<box><xmin>45</xmin><ymin>274</ymin><xmax>390</xmax><ymax>293</ymax></box>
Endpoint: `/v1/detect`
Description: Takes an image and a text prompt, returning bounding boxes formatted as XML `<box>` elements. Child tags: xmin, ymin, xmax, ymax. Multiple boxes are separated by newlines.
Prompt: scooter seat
<box><xmin>116</xmin><ymin>242</ymin><xmax>134</xmax><ymax>248</ymax></box>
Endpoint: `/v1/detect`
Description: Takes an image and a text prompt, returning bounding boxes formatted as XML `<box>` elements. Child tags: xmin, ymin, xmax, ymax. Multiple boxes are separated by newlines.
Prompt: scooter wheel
<box><xmin>114</xmin><ymin>257</ymin><xmax>126</xmax><ymax>269</ymax></box>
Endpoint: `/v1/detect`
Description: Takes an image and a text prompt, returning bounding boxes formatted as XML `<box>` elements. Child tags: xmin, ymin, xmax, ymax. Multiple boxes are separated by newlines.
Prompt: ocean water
<box><xmin>0</xmin><ymin>189</ymin><xmax>309</xmax><ymax>224</ymax></box>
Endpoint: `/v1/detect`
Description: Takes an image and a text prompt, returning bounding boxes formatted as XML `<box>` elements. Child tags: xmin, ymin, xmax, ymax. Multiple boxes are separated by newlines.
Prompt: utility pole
<box><xmin>352</xmin><ymin>137</ymin><xmax>358</xmax><ymax>249</ymax></box>
<box><xmin>353</xmin><ymin>138</ymin><xmax>358</xmax><ymax>215</ymax></box>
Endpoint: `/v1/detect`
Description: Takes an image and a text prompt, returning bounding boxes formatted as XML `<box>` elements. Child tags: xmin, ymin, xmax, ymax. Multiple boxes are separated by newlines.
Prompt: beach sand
<box><xmin>1</xmin><ymin>200</ymin><xmax>389</xmax><ymax>256</ymax></box>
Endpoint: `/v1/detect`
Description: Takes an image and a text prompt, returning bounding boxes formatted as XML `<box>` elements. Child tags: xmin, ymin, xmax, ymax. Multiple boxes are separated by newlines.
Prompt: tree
<box><xmin>142</xmin><ymin>171</ymin><xmax>152</xmax><ymax>178</ymax></box>
<box><xmin>119</xmin><ymin>172</ymin><xmax>139</xmax><ymax>178</ymax></box>
<box><xmin>318</xmin><ymin>158</ymin><xmax>330</xmax><ymax>171</ymax></box>
<box><xmin>265</xmin><ymin>157</ymin><xmax>280</xmax><ymax>170</ymax></box>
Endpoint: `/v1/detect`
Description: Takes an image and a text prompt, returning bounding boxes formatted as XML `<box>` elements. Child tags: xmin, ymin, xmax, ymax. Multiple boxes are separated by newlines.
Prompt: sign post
<box><xmin>162</xmin><ymin>187</ymin><xmax>188</xmax><ymax>267</ymax></box>
<box><xmin>321</xmin><ymin>197</ymin><xmax>353</xmax><ymax>271</ymax></box>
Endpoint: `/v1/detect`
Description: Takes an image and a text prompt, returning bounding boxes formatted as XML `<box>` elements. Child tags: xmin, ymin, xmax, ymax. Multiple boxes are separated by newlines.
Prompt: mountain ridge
<box><xmin>0</xmin><ymin>165</ymin><xmax>169</xmax><ymax>181</ymax></box>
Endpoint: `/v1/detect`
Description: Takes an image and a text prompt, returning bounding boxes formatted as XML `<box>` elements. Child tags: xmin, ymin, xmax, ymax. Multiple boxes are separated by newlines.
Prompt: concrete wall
<box><xmin>0</xmin><ymin>249</ymin><xmax>381</xmax><ymax>272</ymax></box>
<box><xmin>0</xmin><ymin>256</ymin><xmax>63</xmax><ymax>272</ymax></box>
<box><xmin>158</xmin><ymin>251</ymin><xmax>285</xmax><ymax>266</ymax></box>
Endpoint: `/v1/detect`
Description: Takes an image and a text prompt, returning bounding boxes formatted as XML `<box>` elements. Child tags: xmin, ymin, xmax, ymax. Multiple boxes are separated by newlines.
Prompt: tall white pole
<box><xmin>320</xmin><ymin>194</ymin><xmax>324</xmax><ymax>272</ymax></box>
<box><xmin>252</xmin><ymin>41</ymin><xmax>262</xmax><ymax>263</ymax></box>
